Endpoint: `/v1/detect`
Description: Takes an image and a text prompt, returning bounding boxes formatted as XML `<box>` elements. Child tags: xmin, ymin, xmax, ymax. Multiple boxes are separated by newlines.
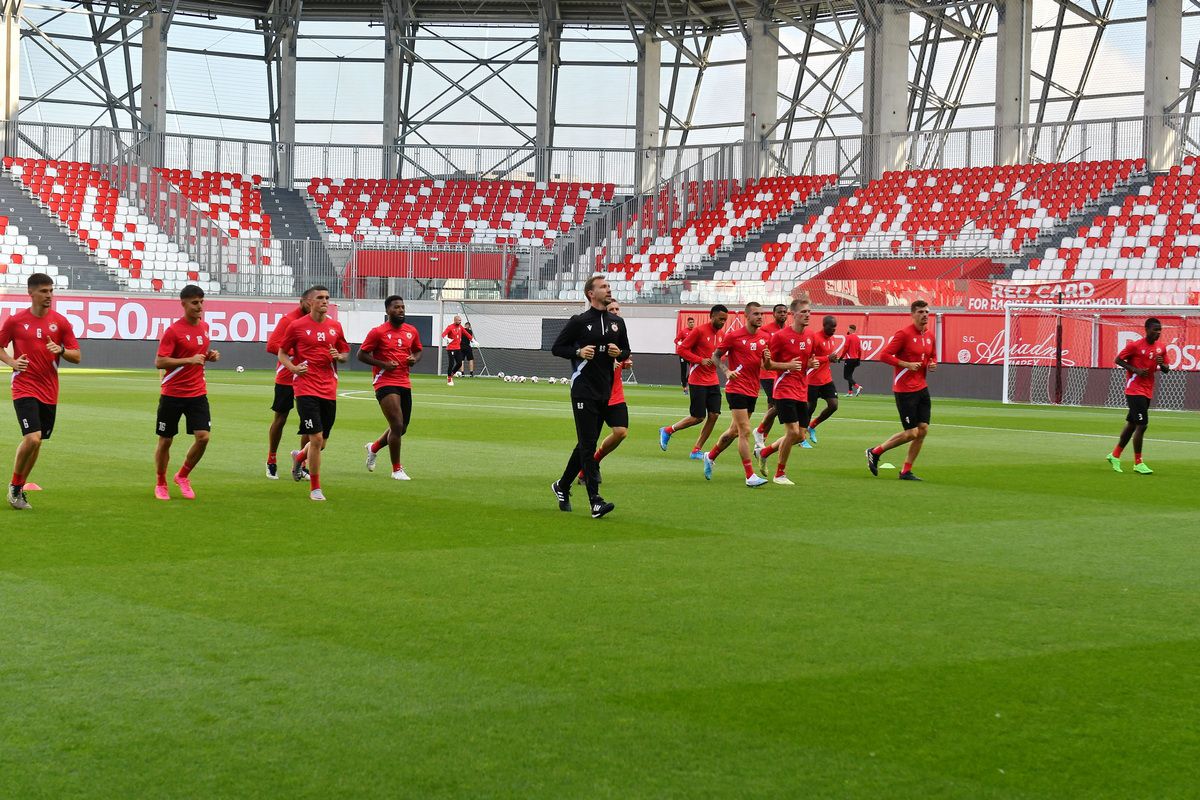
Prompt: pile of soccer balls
<box><xmin>497</xmin><ymin>372</ymin><xmax>565</xmax><ymax>385</ymax></box>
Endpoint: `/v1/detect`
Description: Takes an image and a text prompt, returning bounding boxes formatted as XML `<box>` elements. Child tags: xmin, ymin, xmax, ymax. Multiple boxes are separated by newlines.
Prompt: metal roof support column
<box><xmin>535</xmin><ymin>1</ymin><xmax>560</xmax><ymax>183</ymax></box>
<box><xmin>994</xmin><ymin>0</ymin><xmax>1031</xmax><ymax>165</ymax></box>
<box><xmin>1144</xmin><ymin>0</ymin><xmax>1182</xmax><ymax>171</ymax></box>
<box><xmin>276</xmin><ymin>18</ymin><xmax>298</xmax><ymax>186</ymax></box>
<box><xmin>635</xmin><ymin>31</ymin><xmax>661</xmax><ymax>194</ymax></box>
<box><xmin>382</xmin><ymin>0</ymin><xmax>407</xmax><ymax>179</ymax></box>
<box><xmin>2</xmin><ymin>0</ymin><xmax>21</xmax><ymax>157</ymax></box>
<box><xmin>744</xmin><ymin>17</ymin><xmax>778</xmax><ymax>180</ymax></box>
<box><xmin>140</xmin><ymin>5</ymin><xmax>169</xmax><ymax>166</ymax></box>
<box><xmin>862</xmin><ymin>0</ymin><xmax>908</xmax><ymax>180</ymax></box>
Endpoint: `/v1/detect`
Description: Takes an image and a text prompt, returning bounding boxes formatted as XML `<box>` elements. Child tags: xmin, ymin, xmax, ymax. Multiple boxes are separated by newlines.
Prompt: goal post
<box><xmin>1002</xmin><ymin>303</ymin><xmax>1200</xmax><ymax>409</ymax></box>
<box><xmin>436</xmin><ymin>297</ymin><xmax>589</xmax><ymax>380</ymax></box>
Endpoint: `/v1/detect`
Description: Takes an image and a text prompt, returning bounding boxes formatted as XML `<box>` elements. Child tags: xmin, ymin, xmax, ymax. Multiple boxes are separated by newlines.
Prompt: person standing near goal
<box><xmin>660</xmin><ymin>304</ymin><xmax>728</xmax><ymax>459</ymax></box>
<box><xmin>359</xmin><ymin>295</ymin><xmax>422</xmax><ymax>481</ymax></box>
<box><xmin>1107</xmin><ymin>317</ymin><xmax>1169</xmax><ymax>475</ymax></box>
<box><xmin>700</xmin><ymin>301</ymin><xmax>770</xmax><ymax>488</ymax></box>
<box><xmin>842</xmin><ymin>323</ymin><xmax>863</xmax><ymax>396</ymax></box>
<box><xmin>441</xmin><ymin>315</ymin><xmax>466</xmax><ymax>385</ymax></box>
<box><xmin>550</xmin><ymin>275</ymin><xmax>630</xmax><ymax>519</ymax></box>
<box><xmin>0</xmin><ymin>273</ymin><xmax>81</xmax><ymax>510</ymax></box>
<box><xmin>865</xmin><ymin>300</ymin><xmax>937</xmax><ymax>482</ymax></box>
<box><xmin>277</xmin><ymin>286</ymin><xmax>350</xmax><ymax>501</ymax></box>
<box><xmin>153</xmin><ymin>284</ymin><xmax>220</xmax><ymax>501</ymax></box>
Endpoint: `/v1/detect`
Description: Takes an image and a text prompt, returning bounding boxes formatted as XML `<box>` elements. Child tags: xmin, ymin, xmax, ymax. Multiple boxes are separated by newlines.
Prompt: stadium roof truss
<box><xmin>6</xmin><ymin>0</ymin><xmax>1200</xmax><ymax>179</ymax></box>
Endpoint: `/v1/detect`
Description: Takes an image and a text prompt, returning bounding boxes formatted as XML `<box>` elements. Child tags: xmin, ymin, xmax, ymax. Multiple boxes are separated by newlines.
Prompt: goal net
<box><xmin>1002</xmin><ymin>304</ymin><xmax>1200</xmax><ymax>410</ymax></box>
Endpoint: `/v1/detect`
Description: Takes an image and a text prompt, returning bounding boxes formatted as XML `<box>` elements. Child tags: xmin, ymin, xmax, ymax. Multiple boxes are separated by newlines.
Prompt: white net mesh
<box><xmin>1003</xmin><ymin>305</ymin><xmax>1199</xmax><ymax>410</ymax></box>
<box><xmin>440</xmin><ymin>298</ymin><xmax>588</xmax><ymax>380</ymax></box>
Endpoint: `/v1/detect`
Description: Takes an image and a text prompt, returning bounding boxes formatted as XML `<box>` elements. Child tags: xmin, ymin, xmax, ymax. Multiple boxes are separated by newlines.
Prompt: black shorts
<box><xmin>775</xmin><ymin>398</ymin><xmax>813</xmax><ymax>427</ymax></box>
<box><xmin>459</xmin><ymin>346</ymin><xmax>473</xmax><ymax>360</ymax></box>
<box><xmin>760</xmin><ymin>378</ymin><xmax>776</xmax><ymax>403</ymax></box>
<box><xmin>376</xmin><ymin>385</ymin><xmax>414</xmax><ymax>426</ymax></box>
<box><xmin>688</xmin><ymin>384</ymin><xmax>722</xmax><ymax>417</ymax></box>
<box><xmin>726</xmin><ymin>392</ymin><xmax>758</xmax><ymax>413</ymax></box>
<box><xmin>157</xmin><ymin>394</ymin><xmax>211</xmax><ymax>438</ymax></box>
<box><xmin>602</xmin><ymin>402</ymin><xmax>629</xmax><ymax>429</ymax></box>
<box><xmin>807</xmin><ymin>382</ymin><xmax>838</xmax><ymax>403</ymax></box>
<box><xmin>895</xmin><ymin>388</ymin><xmax>932</xmax><ymax>430</ymax></box>
<box><xmin>14</xmin><ymin>397</ymin><xmax>56</xmax><ymax>439</ymax></box>
<box><xmin>296</xmin><ymin>395</ymin><xmax>337</xmax><ymax>438</ymax></box>
<box><xmin>271</xmin><ymin>383</ymin><xmax>295</xmax><ymax>414</ymax></box>
<box><xmin>1125</xmin><ymin>394</ymin><xmax>1151</xmax><ymax>426</ymax></box>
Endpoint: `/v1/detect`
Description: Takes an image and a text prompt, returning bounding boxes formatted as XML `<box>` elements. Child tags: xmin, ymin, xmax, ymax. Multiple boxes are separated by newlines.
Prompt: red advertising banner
<box><xmin>0</xmin><ymin>292</ymin><xmax>332</xmax><ymax>341</ymax></box>
<box><xmin>942</xmin><ymin>314</ymin><xmax>1096</xmax><ymax>367</ymax></box>
<box><xmin>1100</xmin><ymin>316</ymin><xmax>1200</xmax><ymax>372</ymax></box>
<box><xmin>965</xmin><ymin>279</ymin><xmax>1126</xmax><ymax>311</ymax></box>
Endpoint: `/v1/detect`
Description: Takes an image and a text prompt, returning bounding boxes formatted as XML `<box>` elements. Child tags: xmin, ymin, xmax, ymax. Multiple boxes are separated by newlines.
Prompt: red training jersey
<box><xmin>442</xmin><ymin>323</ymin><xmax>464</xmax><ymax>349</ymax></box>
<box><xmin>768</xmin><ymin>328</ymin><xmax>817</xmax><ymax>402</ymax></box>
<box><xmin>843</xmin><ymin>333</ymin><xmax>863</xmax><ymax>360</ymax></box>
<box><xmin>721</xmin><ymin>326</ymin><xmax>770</xmax><ymax>398</ymax></box>
<box><xmin>807</xmin><ymin>330</ymin><xmax>840</xmax><ymax>386</ymax></box>
<box><xmin>677</xmin><ymin>322</ymin><xmax>723</xmax><ymax>386</ymax></box>
<box><xmin>0</xmin><ymin>308</ymin><xmax>79</xmax><ymax>405</ymax></box>
<box><xmin>609</xmin><ymin>360</ymin><xmax>629</xmax><ymax>406</ymax></box>
<box><xmin>267</xmin><ymin>306</ymin><xmax>308</xmax><ymax>386</ymax></box>
<box><xmin>279</xmin><ymin>315</ymin><xmax>350</xmax><ymax>400</ymax></box>
<box><xmin>880</xmin><ymin>324</ymin><xmax>936</xmax><ymax>393</ymax></box>
<box><xmin>158</xmin><ymin>318</ymin><xmax>211</xmax><ymax>398</ymax></box>
<box><xmin>1117</xmin><ymin>337</ymin><xmax>1167</xmax><ymax>398</ymax></box>
<box><xmin>759</xmin><ymin>320</ymin><xmax>783</xmax><ymax>379</ymax></box>
<box><xmin>360</xmin><ymin>322</ymin><xmax>422</xmax><ymax>390</ymax></box>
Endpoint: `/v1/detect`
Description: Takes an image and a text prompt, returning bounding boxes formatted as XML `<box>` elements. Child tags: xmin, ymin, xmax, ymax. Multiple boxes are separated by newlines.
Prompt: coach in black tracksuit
<box><xmin>550</xmin><ymin>275</ymin><xmax>631</xmax><ymax>519</ymax></box>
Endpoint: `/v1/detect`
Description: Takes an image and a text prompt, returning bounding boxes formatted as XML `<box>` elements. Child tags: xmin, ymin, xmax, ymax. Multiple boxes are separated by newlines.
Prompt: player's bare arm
<box><xmin>358</xmin><ymin>348</ymin><xmax>399</xmax><ymax>371</ymax></box>
<box><xmin>278</xmin><ymin>351</ymin><xmax>308</xmax><ymax>375</ymax></box>
<box><xmin>1115</xmin><ymin>357</ymin><xmax>1147</xmax><ymax>378</ymax></box>
<box><xmin>45</xmin><ymin>339</ymin><xmax>82</xmax><ymax>364</ymax></box>
<box><xmin>157</xmin><ymin>352</ymin><xmax>207</xmax><ymax>369</ymax></box>
<box><xmin>206</xmin><ymin>350</ymin><xmax>221</xmax><ymax>363</ymax></box>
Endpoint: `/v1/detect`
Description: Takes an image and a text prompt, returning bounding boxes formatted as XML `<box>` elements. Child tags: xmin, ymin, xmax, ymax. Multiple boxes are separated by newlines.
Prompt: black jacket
<box><xmin>551</xmin><ymin>306</ymin><xmax>631</xmax><ymax>402</ymax></box>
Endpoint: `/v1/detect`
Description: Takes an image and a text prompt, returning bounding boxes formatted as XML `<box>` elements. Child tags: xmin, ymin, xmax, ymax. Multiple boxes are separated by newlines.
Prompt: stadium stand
<box><xmin>0</xmin><ymin>211</ymin><xmax>58</xmax><ymax>288</ymax></box>
<box><xmin>157</xmin><ymin>169</ymin><xmax>295</xmax><ymax>295</ymax></box>
<box><xmin>1016</xmin><ymin>155</ymin><xmax>1200</xmax><ymax>281</ymax></box>
<box><xmin>716</xmin><ymin>159</ymin><xmax>1146</xmax><ymax>284</ymax></box>
<box><xmin>306</xmin><ymin>178</ymin><xmax>616</xmax><ymax>248</ymax></box>
<box><xmin>2</xmin><ymin>157</ymin><xmax>218</xmax><ymax>294</ymax></box>
<box><xmin>565</xmin><ymin>174</ymin><xmax>836</xmax><ymax>302</ymax></box>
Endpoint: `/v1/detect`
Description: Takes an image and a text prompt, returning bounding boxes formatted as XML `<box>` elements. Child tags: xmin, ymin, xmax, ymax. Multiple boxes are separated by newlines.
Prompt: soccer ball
<box><xmin>236</xmin><ymin>365</ymin><xmax>245</xmax><ymax>373</ymax></box>
<box><xmin>454</xmin><ymin>371</ymin><xmax>462</xmax><ymax>378</ymax></box>
<box><xmin>532</xmin><ymin>376</ymin><xmax>539</xmax><ymax>384</ymax></box>
<box><xmin>503</xmin><ymin>375</ymin><xmax>511</xmax><ymax>383</ymax></box>
<box><xmin>519</xmin><ymin>376</ymin><xmax>527</xmax><ymax>383</ymax></box>
<box><xmin>497</xmin><ymin>371</ymin><xmax>506</xmax><ymax>379</ymax></box>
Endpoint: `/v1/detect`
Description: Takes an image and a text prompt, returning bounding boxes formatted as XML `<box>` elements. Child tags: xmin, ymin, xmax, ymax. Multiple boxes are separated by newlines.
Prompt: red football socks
<box><xmin>392</xmin><ymin>463</ymin><xmax>401</xmax><ymax>472</ymax></box>
<box><xmin>810</xmin><ymin>419</ymin><xmax>821</xmax><ymax>429</ymax></box>
<box><xmin>871</xmin><ymin>446</ymin><xmax>884</xmax><ymax>456</ymax></box>
<box><xmin>902</xmin><ymin>462</ymin><xmax>913</xmax><ymax>474</ymax></box>
<box><xmin>761</xmin><ymin>444</ymin><xmax>777</xmax><ymax>458</ymax></box>
<box><xmin>266</xmin><ymin>453</ymin><xmax>277</xmax><ymax>465</ymax></box>
<box><xmin>707</xmin><ymin>447</ymin><xmax>720</xmax><ymax>461</ymax></box>
<box><xmin>593</xmin><ymin>450</ymin><xmax>605</xmax><ymax>462</ymax></box>
<box><xmin>1134</xmin><ymin>453</ymin><xmax>1143</xmax><ymax>464</ymax></box>
<box><xmin>665</xmin><ymin>426</ymin><xmax>675</xmax><ymax>435</ymax></box>
<box><xmin>178</xmin><ymin>462</ymin><xmax>194</xmax><ymax>478</ymax></box>
<box><xmin>1112</xmin><ymin>446</ymin><xmax>1123</xmax><ymax>458</ymax></box>
<box><xmin>309</xmin><ymin>473</ymin><xmax>320</xmax><ymax>490</ymax></box>
<box><xmin>755</xmin><ymin>424</ymin><xmax>765</xmax><ymax>434</ymax></box>
<box><xmin>11</xmin><ymin>472</ymin><xmax>24</xmax><ymax>488</ymax></box>
<box><xmin>371</xmin><ymin>434</ymin><xmax>388</xmax><ymax>453</ymax></box>
<box><xmin>741</xmin><ymin>460</ymin><xmax>754</xmax><ymax>478</ymax></box>
<box><xmin>775</xmin><ymin>465</ymin><xmax>786</xmax><ymax>478</ymax></box>
<box><xmin>156</xmin><ymin>471</ymin><xmax>167</xmax><ymax>487</ymax></box>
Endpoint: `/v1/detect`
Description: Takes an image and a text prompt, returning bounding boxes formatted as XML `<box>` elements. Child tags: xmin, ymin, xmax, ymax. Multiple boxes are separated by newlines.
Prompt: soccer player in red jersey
<box><xmin>577</xmin><ymin>301</ymin><xmax>631</xmax><ymax>485</ymax></box>
<box><xmin>0</xmin><ymin>273</ymin><xmax>81</xmax><ymax>510</ymax></box>
<box><xmin>803</xmin><ymin>315</ymin><xmax>842</xmax><ymax>448</ymax></box>
<box><xmin>865</xmin><ymin>299</ymin><xmax>937</xmax><ymax>481</ymax></box>
<box><xmin>264</xmin><ymin>288</ymin><xmax>313</xmax><ymax>479</ymax></box>
<box><xmin>1107</xmin><ymin>317</ymin><xmax>1169</xmax><ymax>474</ymax></box>
<box><xmin>674</xmin><ymin>317</ymin><xmax>695</xmax><ymax>393</ymax></box>
<box><xmin>701</xmin><ymin>302</ymin><xmax>770</xmax><ymax>487</ymax></box>
<box><xmin>660</xmin><ymin>304</ymin><xmax>728</xmax><ymax>458</ymax></box>
<box><xmin>755</xmin><ymin>298</ymin><xmax>818</xmax><ymax>485</ymax></box>
<box><xmin>441</xmin><ymin>315</ymin><xmax>466</xmax><ymax>385</ymax></box>
<box><xmin>359</xmin><ymin>295</ymin><xmax>422</xmax><ymax>481</ymax></box>
<box><xmin>842</xmin><ymin>323</ymin><xmax>864</xmax><ymax>396</ymax></box>
<box><xmin>754</xmin><ymin>303</ymin><xmax>788</xmax><ymax>448</ymax></box>
<box><xmin>154</xmin><ymin>284</ymin><xmax>220</xmax><ymax>501</ymax></box>
<box><xmin>277</xmin><ymin>285</ymin><xmax>350</xmax><ymax>501</ymax></box>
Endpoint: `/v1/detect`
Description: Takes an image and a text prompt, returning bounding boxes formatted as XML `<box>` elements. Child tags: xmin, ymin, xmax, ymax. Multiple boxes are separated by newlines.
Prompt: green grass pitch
<box><xmin>3</xmin><ymin>369</ymin><xmax>1199</xmax><ymax>798</ymax></box>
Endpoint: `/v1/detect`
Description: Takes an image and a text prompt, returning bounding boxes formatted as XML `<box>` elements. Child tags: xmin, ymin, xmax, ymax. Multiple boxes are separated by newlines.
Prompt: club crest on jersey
<box><xmin>48</xmin><ymin>323</ymin><xmax>57</xmax><ymax>332</ymax></box>
<box><xmin>611</xmin><ymin>323</ymin><xmax>618</xmax><ymax>332</ymax></box>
